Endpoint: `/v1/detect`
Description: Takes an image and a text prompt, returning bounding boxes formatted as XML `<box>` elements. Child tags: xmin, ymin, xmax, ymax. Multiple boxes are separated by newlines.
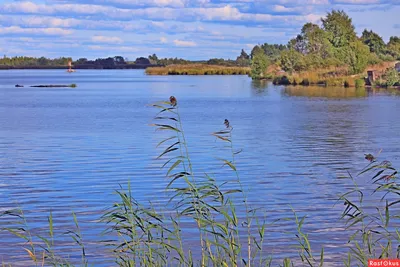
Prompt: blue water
<box><xmin>1</xmin><ymin>70</ymin><xmax>400</xmax><ymax>266</ymax></box>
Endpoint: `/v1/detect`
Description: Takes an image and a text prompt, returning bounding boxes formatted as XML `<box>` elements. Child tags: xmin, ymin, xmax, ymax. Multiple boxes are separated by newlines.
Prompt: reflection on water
<box><xmin>368</xmin><ymin>87</ymin><xmax>400</xmax><ymax>96</ymax></box>
<box><xmin>1</xmin><ymin>70</ymin><xmax>400</xmax><ymax>266</ymax></box>
<box><xmin>283</xmin><ymin>86</ymin><xmax>368</xmax><ymax>98</ymax></box>
<box><xmin>251</xmin><ymin>79</ymin><xmax>269</xmax><ymax>90</ymax></box>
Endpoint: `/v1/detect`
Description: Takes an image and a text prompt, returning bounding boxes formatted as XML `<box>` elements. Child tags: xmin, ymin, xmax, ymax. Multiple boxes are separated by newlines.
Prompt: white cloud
<box><xmin>99</xmin><ymin>0</ymin><xmax>186</xmax><ymax>7</ymax></box>
<box><xmin>276</xmin><ymin>0</ymin><xmax>329</xmax><ymax>4</ymax></box>
<box><xmin>272</xmin><ymin>5</ymin><xmax>310</xmax><ymax>13</ymax></box>
<box><xmin>0</xmin><ymin>26</ymin><xmax>72</xmax><ymax>35</ymax></box>
<box><xmin>333</xmin><ymin>0</ymin><xmax>380</xmax><ymax>3</ymax></box>
<box><xmin>92</xmin><ymin>35</ymin><xmax>123</xmax><ymax>44</ymax></box>
<box><xmin>18</xmin><ymin>37</ymin><xmax>35</xmax><ymax>42</ymax></box>
<box><xmin>88</xmin><ymin>45</ymin><xmax>139</xmax><ymax>52</ymax></box>
<box><xmin>0</xmin><ymin>15</ymin><xmax>81</xmax><ymax>28</ymax></box>
<box><xmin>304</xmin><ymin>13</ymin><xmax>324</xmax><ymax>24</ymax></box>
<box><xmin>0</xmin><ymin>1</ymin><xmax>325</xmax><ymax>24</ymax></box>
<box><xmin>173</xmin><ymin>39</ymin><xmax>197</xmax><ymax>46</ymax></box>
<box><xmin>160</xmin><ymin>37</ymin><xmax>168</xmax><ymax>43</ymax></box>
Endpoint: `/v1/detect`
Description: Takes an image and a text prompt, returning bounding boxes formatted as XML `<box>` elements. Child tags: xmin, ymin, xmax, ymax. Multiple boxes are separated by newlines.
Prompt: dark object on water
<box><xmin>30</xmin><ymin>84</ymin><xmax>76</xmax><ymax>88</ymax></box>
<box><xmin>365</xmin><ymin>154</ymin><xmax>375</xmax><ymax>162</ymax></box>
<box><xmin>224</xmin><ymin>119</ymin><xmax>230</xmax><ymax>128</ymax></box>
<box><xmin>15</xmin><ymin>84</ymin><xmax>24</xmax><ymax>87</ymax></box>
<box><xmin>169</xmin><ymin>96</ymin><xmax>177</xmax><ymax>107</ymax></box>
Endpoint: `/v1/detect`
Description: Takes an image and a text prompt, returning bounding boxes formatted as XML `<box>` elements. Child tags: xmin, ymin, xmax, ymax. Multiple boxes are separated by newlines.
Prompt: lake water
<box><xmin>1</xmin><ymin>70</ymin><xmax>400</xmax><ymax>266</ymax></box>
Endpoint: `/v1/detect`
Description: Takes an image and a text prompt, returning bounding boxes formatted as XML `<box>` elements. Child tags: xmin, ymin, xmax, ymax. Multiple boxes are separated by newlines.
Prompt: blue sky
<box><xmin>0</xmin><ymin>0</ymin><xmax>399</xmax><ymax>60</ymax></box>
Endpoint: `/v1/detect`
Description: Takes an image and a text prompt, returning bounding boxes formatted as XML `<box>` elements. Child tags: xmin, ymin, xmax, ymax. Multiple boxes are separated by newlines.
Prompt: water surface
<box><xmin>1</xmin><ymin>70</ymin><xmax>400</xmax><ymax>266</ymax></box>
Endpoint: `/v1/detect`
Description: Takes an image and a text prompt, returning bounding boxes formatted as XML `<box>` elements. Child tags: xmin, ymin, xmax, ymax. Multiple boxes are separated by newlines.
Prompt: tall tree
<box><xmin>148</xmin><ymin>54</ymin><xmax>158</xmax><ymax>64</ymax></box>
<box><xmin>322</xmin><ymin>10</ymin><xmax>356</xmax><ymax>48</ymax></box>
<box><xmin>345</xmin><ymin>41</ymin><xmax>370</xmax><ymax>74</ymax></box>
<box><xmin>387</xmin><ymin>36</ymin><xmax>400</xmax><ymax>59</ymax></box>
<box><xmin>290</xmin><ymin>23</ymin><xmax>333</xmax><ymax>60</ymax></box>
<box><xmin>236</xmin><ymin>49</ymin><xmax>250</xmax><ymax>66</ymax></box>
<box><xmin>250</xmin><ymin>46</ymin><xmax>269</xmax><ymax>80</ymax></box>
<box><xmin>361</xmin><ymin>29</ymin><xmax>386</xmax><ymax>54</ymax></box>
<box><xmin>260</xmin><ymin>43</ymin><xmax>287</xmax><ymax>61</ymax></box>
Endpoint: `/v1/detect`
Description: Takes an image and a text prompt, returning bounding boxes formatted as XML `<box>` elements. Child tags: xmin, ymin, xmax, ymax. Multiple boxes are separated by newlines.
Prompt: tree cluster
<box><xmin>249</xmin><ymin>10</ymin><xmax>400</xmax><ymax>79</ymax></box>
<box><xmin>0</xmin><ymin>56</ymin><xmax>72</xmax><ymax>66</ymax></box>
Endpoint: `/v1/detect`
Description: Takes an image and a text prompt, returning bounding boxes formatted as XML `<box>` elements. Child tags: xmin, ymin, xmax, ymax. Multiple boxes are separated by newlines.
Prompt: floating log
<box><xmin>30</xmin><ymin>84</ymin><xmax>76</xmax><ymax>88</ymax></box>
<box><xmin>15</xmin><ymin>84</ymin><xmax>24</xmax><ymax>87</ymax></box>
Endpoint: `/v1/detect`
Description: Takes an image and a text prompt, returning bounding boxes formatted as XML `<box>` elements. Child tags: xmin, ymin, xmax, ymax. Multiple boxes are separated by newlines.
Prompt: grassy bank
<box><xmin>1</xmin><ymin>97</ymin><xmax>399</xmax><ymax>266</ymax></box>
<box><xmin>271</xmin><ymin>61</ymin><xmax>400</xmax><ymax>88</ymax></box>
<box><xmin>145</xmin><ymin>64</ymin><xmax>250</xmax><ymax>75</ymax></box>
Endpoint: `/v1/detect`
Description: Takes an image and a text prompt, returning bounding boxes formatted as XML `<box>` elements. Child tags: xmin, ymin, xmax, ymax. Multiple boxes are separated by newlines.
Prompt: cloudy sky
<box><xmin>0</xmin><ymin>0</ymin><xmax>398</xmax><ymax>60</ymax></box>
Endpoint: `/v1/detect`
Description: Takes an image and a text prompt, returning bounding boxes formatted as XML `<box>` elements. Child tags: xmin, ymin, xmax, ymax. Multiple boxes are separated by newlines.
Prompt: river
<box><xmin>1</xmin><ymin>70</ymin><xmax>399</xmax><ymax>266</ymax></box>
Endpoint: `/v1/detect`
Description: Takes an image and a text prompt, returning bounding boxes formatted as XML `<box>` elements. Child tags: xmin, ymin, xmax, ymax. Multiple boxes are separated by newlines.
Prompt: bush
<box><xmin>384</xmin><ymin>68</ymin><xmax>400</xmax><ymax>87</ymax></box>
<box><xmin>279</xmin><ymin>49</ymin><xmax>306</xmax><ymax>73</ymax></box>
<box><xmin>325</xmin><ymin>77</ymin><xmax>344</xmax><ymax>86</ymax></box>
<box><xmin>378</xmin><ymin>53</ymin><xmax>395</xmax><ymax>62</ymax></box>
<box><xmin>355</xmin><ymin>79</ymin><xmax>365</xmax><ymax>88</ymax></box>
<box><xmin>367</xmin><ymin>53</ymin><xmax>382</xmax><ymax>65</ymax></box>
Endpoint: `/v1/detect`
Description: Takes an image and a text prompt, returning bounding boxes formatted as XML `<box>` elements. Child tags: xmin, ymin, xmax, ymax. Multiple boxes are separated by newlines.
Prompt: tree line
<box><xmin>0</xmin><ymin>56</ymin><xmax>72</xmax><ymax>67</ymax></box>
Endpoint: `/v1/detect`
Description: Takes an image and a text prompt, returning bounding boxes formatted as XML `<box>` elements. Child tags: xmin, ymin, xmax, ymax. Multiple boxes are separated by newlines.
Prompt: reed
<box><xmin>145</xmin><ymin>64</ymin><xmax>250</xmax><ymax>75</ymax></box>
<box><xmin>0</xmin><ymin>209</ymin><xmax>87</xmax><ymax>267</ymax></box>
<box><xmin>339</xmin><ymin>154</ymin><xmax>400</xmax><ymax>266</ymax></box>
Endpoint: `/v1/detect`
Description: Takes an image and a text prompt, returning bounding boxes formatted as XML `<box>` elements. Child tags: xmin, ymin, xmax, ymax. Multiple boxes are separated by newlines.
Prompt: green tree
<box><xmin>76</xmin><ymin>58</ymin><xmax>88</xmax><ymax>64</ymax></box>
<box><xmin>260</xmin><ymin>43</ymin><xmax>287</xmax><ymax>62</ymax></box>
<box><xmin>250</xmin><ymin>46</ymin><xmax>269</xmax><ymax>80</ymax></box>
<box><xmin>387</xmin><ymin>36</ymin><xmax>400</xmax><ymax>59</ymax></box>
<box><xmin>279</xmin><ymin>49</ymin><xmax>306</xmax><ymax>73</ymax></box>
<box><xmin>236</xmin><ymin>49</ymin><xmax>250</xmax><ymax>66</ymax></box>
<box><xmin>37</xmin><ymin>57</ymin><xmax>49</xmax><ymax>66</ymax></box>
<box><xmin>301</xmin><ymin>23</ymin><xmax>333</xmax><ymax>57</ymax></box>
<box><xmin>322</xmin><ymin>10</ymin><xmax>357</xmax><ymax>48</ymax></box>
<box><xmin>361</xmin><ymin>29</ymin><xmax>386</xmax><ymax>54</ymax></box>
<box><xmin>114</xmin><ymin>56</ymin><xmax>126</xmax><ymax>64</ymax></box>
<box><xmin>345</xmin><ymin>41</ymin><xmax>370</xmax><ymax>74</ymax></box>
<box><xmin>148</xmin><ymin>54</ymin><xmax>159</xmax><ymax>64</ymax></box>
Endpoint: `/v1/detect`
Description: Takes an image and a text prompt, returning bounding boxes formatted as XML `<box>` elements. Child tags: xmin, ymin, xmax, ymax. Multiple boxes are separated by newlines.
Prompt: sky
<box><xmin>0</xmin><ymin>0</ymin><xmax>399</xmax><ymax>60</ymax></box>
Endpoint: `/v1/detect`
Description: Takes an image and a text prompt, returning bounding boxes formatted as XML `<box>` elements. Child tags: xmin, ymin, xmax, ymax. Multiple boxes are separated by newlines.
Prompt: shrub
<box><xmin>384</xmin><ymin>68</ymin><xmax>400</xmax><ymax>87</ymax></box>
<box><xmin>325</xmin><ymin>77</ymin><xmax>344</xmax><ymax>86</ymax></box>
<box><xmin>355</xmin><ymin>79</ymin><xmax>365</xmax><ymax>88</ymax></box>
<box><xmin>367</xmin><ymin>53</ymin><xmax>382</xmax><ymax>65</ymax></box>
<box><xmin>378</xmin><ymin>53</ymin><xmax>396</xmax><ymax>62</ymax></box>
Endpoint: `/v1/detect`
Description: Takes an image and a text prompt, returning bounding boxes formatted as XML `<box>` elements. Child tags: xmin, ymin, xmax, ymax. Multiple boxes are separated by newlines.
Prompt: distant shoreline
<box><xmin>0</xmin><ymin>64</ymin><xmax>161</xmax><ymax>70</ymax></box>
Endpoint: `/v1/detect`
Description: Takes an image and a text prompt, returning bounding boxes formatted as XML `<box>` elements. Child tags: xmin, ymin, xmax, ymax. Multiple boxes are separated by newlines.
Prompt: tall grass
<box><xmin>0</xmin><ymin>209</ymin><xmax>87</xmax><ymax>267</ymax></box>
<box><xmin>146</xmin><ymin>64</ymin><xmax>250</xmax><ymax>75</ymax></box>
<box><xmin>338</xmin><ymin>154</ymin><xmax>400</xmax><ymax>266</ymax></box>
